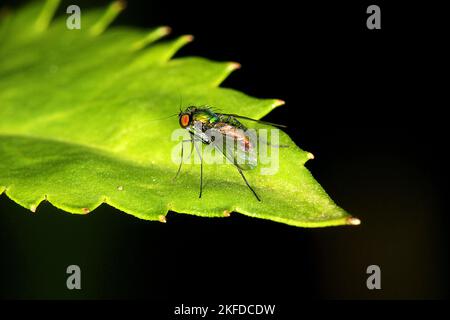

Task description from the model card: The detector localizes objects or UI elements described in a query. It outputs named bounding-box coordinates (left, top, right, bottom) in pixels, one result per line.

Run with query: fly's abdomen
left=224, top=129, right=257, bottom=170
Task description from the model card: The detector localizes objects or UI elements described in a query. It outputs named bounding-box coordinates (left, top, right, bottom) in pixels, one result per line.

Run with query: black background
left=0, top=0, right=447, bottom=304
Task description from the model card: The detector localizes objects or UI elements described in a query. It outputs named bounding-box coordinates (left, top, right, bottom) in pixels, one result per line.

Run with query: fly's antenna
left=178, top=91, right=183, bottom=113
left=148, top=113, right=179, bottom=121
left=110, top=112, right=178, bottom=138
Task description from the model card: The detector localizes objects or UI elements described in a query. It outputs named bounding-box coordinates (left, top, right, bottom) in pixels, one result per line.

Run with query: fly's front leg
left=191, top=132, right=204, bottom=198
left=174, top=138, right=195, bottom=181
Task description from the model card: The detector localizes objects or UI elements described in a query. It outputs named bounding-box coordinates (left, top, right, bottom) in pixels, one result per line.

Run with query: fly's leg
left=174, top=133, right=205, bottom=199
left=174, top=139, right=194, bottom=181
left=236, top=167, right=261, bottom=201
left=192, top=133, right=203, bottom=198
left=185, top=139, right=195, bottom=161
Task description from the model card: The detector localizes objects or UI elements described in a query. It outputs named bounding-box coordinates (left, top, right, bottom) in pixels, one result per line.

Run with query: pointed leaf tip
left=115, top=0, right=127, bottom=10
left=160, top=26, right=172, bottom=35
left=34, top=0, right=60, bottom=33
left=89, top=0, right=126, bottom=36
left=183, top=34, right=194, bottom=43
left=228, top=62, right=241, bottom=71
left=131, top=26, right=172, bottom=51
left=273, top=99, right=285, bottom=107
left=347, top=217, right=361, bottom=226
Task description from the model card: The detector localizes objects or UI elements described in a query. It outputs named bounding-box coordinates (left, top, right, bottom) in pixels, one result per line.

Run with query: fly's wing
left=218, top=113, right=286, bottom=128
left=217, top=113, right=288, bottom=148
left=205, top=123, right=257, bottom=170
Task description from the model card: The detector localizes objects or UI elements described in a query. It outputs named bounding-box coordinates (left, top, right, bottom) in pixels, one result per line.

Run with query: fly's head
left=178, top=106, right=197, bottom=130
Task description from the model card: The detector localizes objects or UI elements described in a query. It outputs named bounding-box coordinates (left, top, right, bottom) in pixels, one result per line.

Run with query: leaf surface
left=0, top=1, right=359, bottom=227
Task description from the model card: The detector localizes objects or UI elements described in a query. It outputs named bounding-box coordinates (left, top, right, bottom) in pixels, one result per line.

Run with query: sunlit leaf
left=0, top=1, right=359, bottom=227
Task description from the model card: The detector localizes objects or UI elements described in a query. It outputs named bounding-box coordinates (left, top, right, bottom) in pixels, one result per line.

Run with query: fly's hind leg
left=236, top=167, right=261, bottom=201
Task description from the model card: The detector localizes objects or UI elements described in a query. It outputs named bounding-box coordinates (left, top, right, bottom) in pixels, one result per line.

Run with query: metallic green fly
left=174, top=106, right=286, bottom=201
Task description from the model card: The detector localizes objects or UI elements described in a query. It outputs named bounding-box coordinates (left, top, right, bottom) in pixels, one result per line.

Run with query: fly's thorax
left=191, top=108, right=218, bottom=123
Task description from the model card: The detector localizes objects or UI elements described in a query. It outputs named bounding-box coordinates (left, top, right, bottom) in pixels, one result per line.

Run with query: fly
left=174, top=106, right=286, bottom=201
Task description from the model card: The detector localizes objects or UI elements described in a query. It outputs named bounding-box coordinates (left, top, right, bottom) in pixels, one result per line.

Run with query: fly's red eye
left=180, top=114, right=190, bottom=127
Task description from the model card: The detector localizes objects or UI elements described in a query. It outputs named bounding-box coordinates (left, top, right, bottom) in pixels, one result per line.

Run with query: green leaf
left=0, top=0, right=359, bottom=228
